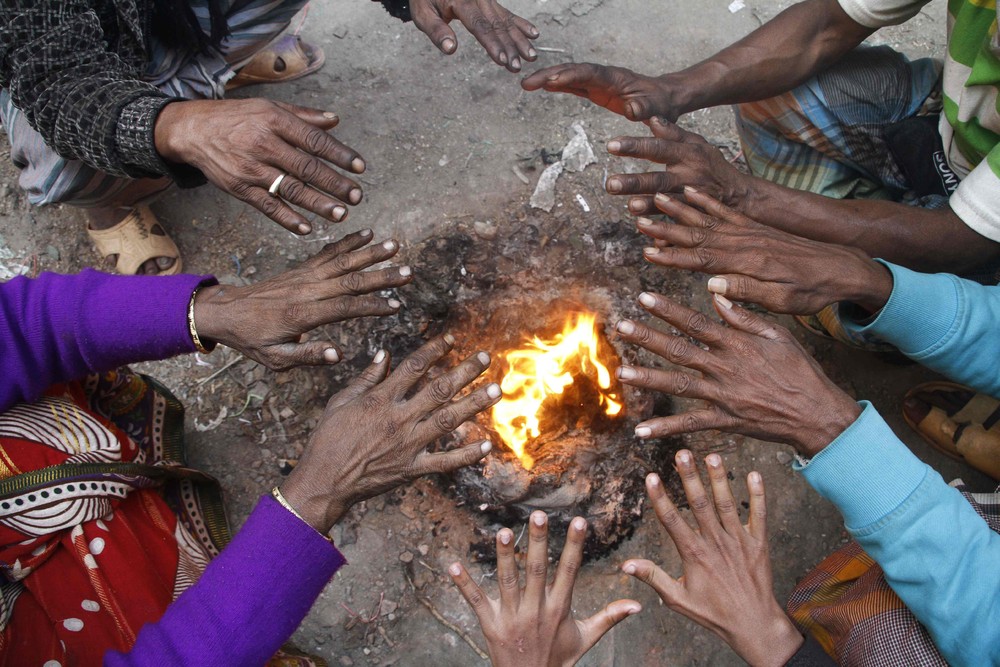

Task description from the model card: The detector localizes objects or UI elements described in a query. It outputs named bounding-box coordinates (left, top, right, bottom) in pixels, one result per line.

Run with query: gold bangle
left=271, top=486, right=334, bottom=544
left=187, top=287, right=214, bottom=355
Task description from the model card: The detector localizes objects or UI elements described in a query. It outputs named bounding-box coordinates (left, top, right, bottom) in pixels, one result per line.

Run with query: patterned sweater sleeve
left=372, top=0, right=413, bottom=22
left=0, top=0, right=180, bottom=178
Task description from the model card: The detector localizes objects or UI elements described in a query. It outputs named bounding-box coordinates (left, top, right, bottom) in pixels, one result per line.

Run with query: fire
left=490, top=311, right=623, bottom=470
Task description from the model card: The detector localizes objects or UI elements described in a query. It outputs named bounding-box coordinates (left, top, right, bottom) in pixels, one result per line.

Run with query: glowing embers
left=490, top=309, right=624, bottom=470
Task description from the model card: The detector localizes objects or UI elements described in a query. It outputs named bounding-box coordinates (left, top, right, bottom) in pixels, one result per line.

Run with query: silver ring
left=268, top=173, right=287, bottom=197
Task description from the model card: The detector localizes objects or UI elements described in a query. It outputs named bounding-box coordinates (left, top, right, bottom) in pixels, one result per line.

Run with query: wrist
left=192, top=284, right=234, bottom=345
left=654, top=72, right=691, bottom=120
left=843, top=258, right=893, bottom=315
left=794, top=395, right=861, bottom=458
left=731, top=610, right=804, bottom=667
left=279, top=470, right=349, bottom=534
left=153, top=101, right=190, bottom=164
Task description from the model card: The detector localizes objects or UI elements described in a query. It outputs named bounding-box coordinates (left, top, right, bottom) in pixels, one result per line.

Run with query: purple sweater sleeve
left=105, top=495, right=346, bottom=666
left=0, top=269, right=214, bottom=412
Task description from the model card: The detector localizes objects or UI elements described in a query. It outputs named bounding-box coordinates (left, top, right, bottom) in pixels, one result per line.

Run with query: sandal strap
left=87, top=206, right=182, bottom=275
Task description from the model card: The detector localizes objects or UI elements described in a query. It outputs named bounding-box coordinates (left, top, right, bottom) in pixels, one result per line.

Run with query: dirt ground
left=0, top=1, right=988, bottom=665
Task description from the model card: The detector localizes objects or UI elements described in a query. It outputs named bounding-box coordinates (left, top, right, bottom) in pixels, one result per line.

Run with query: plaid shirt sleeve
left=0, top=0, right=180, bottom=178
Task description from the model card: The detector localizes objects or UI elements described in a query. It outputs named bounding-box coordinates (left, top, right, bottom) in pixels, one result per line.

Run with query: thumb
left=258, top=340, right=342, bottom=371
left=625, top=98, right=657, bottom=123
left=708, top=274, right=786, bottom=312
left=272, top=101, right=340, bottom=129
left=413, top=5, right=458, bottom=55
left=712, top=294, right=785, bottom=340
left=647, top=116, right=689, bottom=141
left=579, top=599, right=642, bottom=648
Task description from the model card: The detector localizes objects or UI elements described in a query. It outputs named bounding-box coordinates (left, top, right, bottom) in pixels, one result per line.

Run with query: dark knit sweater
left=0, top=0, right=411, bottom=183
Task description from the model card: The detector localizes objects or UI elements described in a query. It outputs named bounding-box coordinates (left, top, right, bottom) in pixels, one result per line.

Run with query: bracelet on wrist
left=272, top=486, right=334, bottom=544
left=187, top=287, right=216, bottom=355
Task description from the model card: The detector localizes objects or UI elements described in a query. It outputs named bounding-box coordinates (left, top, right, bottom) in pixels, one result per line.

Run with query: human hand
left=521, top=63, right=681, bottom=122
left=279, top=334, right=502, bottom=533
left=605, top=117, right=752, bottom=211
left=623, top=453, right=804, bottom=667
left=410, top=0, right=539, bottom=72
left=615, top=292, right=861, bottom=457
left=638, top=189, right=894, bottom=315
left=450, top=511, right=641, bottom=667
left=154, top=99, right=365, bottom=235
left=193, top=229, right=410, bottom=371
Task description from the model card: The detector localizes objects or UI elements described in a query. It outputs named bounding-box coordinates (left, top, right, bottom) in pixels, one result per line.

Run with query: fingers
left=616, top=365, right=718, bottom=402
left=521, top=63, right=593, bottom=92
left=677, top=188, right=761, bottom=229
left=449, top=562, right=494, bottom=624
left=643, top=472, right=700, bottom=560
left=550, top=516, right=586, bottom=605
left=648, top=116, right=701, bottom=143
left=633, top=291, right=727, bottom=348
left=494, top=526, right=520, bottom=611
left=707, top=274, right=786, bottom=312
left=607, top=137, right=686, bottom=165
left=622, top=557, right=681, bottom=601
left=274, top=113, right=366, bottom=174
left=325, top=350, right=392, bottom=409
left=606, top=171, right=678, bottom=196
left=523, top=511, right=549, bottom=604
left=265, top=136, right=364, bottom=208
left=412, top=3, right=459, bottom=54
left=711, top=294, right=786, bottom=341
left=301, top=228, right=375, bottom=269
left=578, top=598, right=642, bottom=651
left=261, top=339, right=342, bottom=371
left=452, top=3, right=537, bottom=72
left=269, top=169, right=348, bottom=223
left=633, top=408, right=730, bottom=440
left=627, top=196, right=656, bottom=216
left=411, top=381, right=502, bottom=444
left=237, top=184, right=313, bottom=235
left=410, top=350, right=492, bottom=414
left=674, top=450, right=723, bottom=539
left=746, top=471, right=767, bottom=541
left=386, top=334, right=456, bottom=398
left=412, top=439, right=493, bottom=475
left=651, top=192, right=734, bottom=232
left=272, top=101, right=340, bottom=130
left=705, top=453, right=743, bottom=537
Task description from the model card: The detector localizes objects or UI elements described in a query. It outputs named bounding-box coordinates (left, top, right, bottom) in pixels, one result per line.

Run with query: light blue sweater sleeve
left=796, top=402, right=1000, bottom=667
left=841, top=261, right=1000, bottom=395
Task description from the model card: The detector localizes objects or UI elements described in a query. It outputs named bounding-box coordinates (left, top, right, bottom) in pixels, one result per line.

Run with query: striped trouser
left=0, top=0, right=309, bottom=209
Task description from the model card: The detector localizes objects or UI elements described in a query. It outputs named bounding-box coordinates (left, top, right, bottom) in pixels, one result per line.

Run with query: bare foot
left=86, top=207, right=176, bottom=275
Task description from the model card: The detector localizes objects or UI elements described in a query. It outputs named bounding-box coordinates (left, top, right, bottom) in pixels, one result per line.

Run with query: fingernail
left=607, top=140, right=622, bottom=153
left=530, top=27, right=539, bottom=37
left=635, top=426, right=652, bottom=438
left=636, top=217, right=653, bottom=227
left=647, top=472, right=661, bottom=487
left=638, top=292, right=656, bottom=307
left=349, top=188, right=362, bottom=204
left=714, top=294, right=733, bottom=310
left=572, top=517, right=586, bottom=531
left=360, top=228, right=373, bottom=237
left=627, top=603, right=642, bottom=615
left=532, top=512, right=546, bottom=526
left=481, top=440, right=493, bottom=454
left=617, top=366, right=637, bottom=380
left=449, top=563, right=461, bottom=576
left=444, top=333, right=456, bottom=345
left=487, top=383, right=502, bottom=400
left=623, top=563, right=636, bottom=575
left=750, top=471, right=762, bottom=484
left=547, top=73, right=559, bottom=81
left=399, top=265, right=412, bottom=277
left=616, top=320, right=635, bottom=335
left=323, top=111, right=338, bottom=120
left=332, top=206, right=347, bottom=221
left=477, top=351, right=490, bottom=365
left=323, top=348, right=340, bottom=363
left=678, top=450, right=691, bottom=464
left=382, top=240, right=397, bottom=251
left=706, top=453, right=721, bottom=467
left=388, top=298, right=401, bottom=309
left=511, top=57, right=521, bottom=70
left=655, top=192, right=671, bottom=204
left=298, top=223, right=311, bottom=234
left=499, top=52, right=508, bottom=64
left=499, top=529, right=511, bottom=545
left=373, top=349, right=386, bottom=364
left=684, top=185, right=698, bottom=194
left=606, top=178, right=623, bottom=193
left=707, top=277, right=727, bottom=294
left=442, top=38, right=456, bottom=53
left=643, top=247, right=660, bottom=256
left=351, top=157, right=366, bottom=172
left=528, top=48, right=537, bottom=58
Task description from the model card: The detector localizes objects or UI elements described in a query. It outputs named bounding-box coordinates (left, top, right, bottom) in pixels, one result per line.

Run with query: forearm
left=106, top=495, right=346, bottom=666
left=664, top=0, right=872, bottom=115
left=0, top=271, right=211, bottom=412
left=741, top=177, right=1000, bottom=273
left=798, top=404, right=1000, bottom=666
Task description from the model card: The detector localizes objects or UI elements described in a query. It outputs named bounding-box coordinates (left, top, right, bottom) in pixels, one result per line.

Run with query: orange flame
left=490, top=311, right=623, bottom=470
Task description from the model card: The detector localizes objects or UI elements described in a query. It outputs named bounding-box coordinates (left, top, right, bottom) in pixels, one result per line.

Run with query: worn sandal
left=902, top=381, right=1000, bottom=479
left=226, top=34, right=326, bottom=91
left=87, top=206, right=183, bottom=276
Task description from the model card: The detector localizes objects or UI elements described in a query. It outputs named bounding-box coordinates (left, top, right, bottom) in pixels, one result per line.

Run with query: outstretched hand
left=615, top=291, right=861, bottom=457
left=623, top=452, right=805, bottom=666
left=638, top=189, right=894, bottom=315
left=410, top=0, right=539, bottom=72
left=451, top=511, right=640, bottom=666
left=280, top=334, right=502, bottom=533
left=521, top=63, right=680, bottom=122
left=604, top=117, right=751, bottom=211
left=193, top=229, right=410, bottom=371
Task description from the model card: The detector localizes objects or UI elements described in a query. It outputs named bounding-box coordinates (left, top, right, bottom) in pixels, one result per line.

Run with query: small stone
left=332, top=25, right=349, bottom=38
left=381, top=599, right=399, bottom=615
left=417, top=543, right=430, bottom=556
left=776, top=451, right=793, bottom=465
left=399, top=551, right=414, bottom=564
left=338, top=657, right=354, bottom=666
left=473, top=220, right=498, bottom=240
left=279, top=407, right=295, bottom=420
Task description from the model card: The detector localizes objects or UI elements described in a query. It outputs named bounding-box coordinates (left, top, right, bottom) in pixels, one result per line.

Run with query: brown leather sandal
left=87, top=206, right=183, bottom=276
left=226, top=34, right=326, bottom=91
left=902, top=381, right=1000, bottom=480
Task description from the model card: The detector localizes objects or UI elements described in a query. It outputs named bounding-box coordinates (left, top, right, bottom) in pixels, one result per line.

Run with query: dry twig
left=404, top=571, right=488, bottom=661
